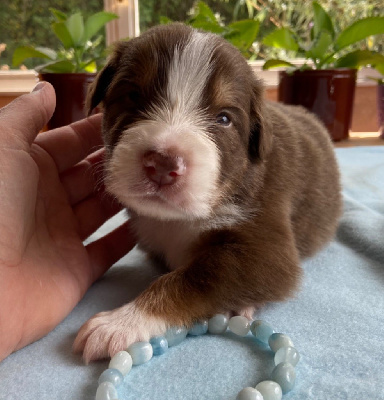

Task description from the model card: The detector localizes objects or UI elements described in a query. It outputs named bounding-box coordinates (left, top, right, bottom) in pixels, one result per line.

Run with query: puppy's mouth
left=105, top=155, right=208, bottom=220
left=110, top=179, right=205, bottom=221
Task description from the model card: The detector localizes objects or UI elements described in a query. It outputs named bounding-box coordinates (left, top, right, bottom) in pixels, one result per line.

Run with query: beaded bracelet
left=94, top=315, right=300, bottom=400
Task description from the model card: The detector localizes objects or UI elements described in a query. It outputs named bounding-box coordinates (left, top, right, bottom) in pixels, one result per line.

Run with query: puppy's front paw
left=73, top=302, right=168, bottom=363
left=237, top=306, right=257, bottom=320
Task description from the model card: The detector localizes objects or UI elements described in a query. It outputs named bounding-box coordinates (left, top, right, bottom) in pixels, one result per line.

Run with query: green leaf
left=262, top=59, right=296, bottom=70
left=194, top=1, right=217, bottom=23
left=80, top=60, right=98, bottom=73
left=35, top=47, right=58, bottom=60
left=189, top=19, right=225, bottom=34
left=65, top=13, right=84, bottom=46
left=12, top=46, right=56, bottom=67
left=83, top=12, right=118, bottom=42
left=306, top=31, right=333, bottom=63
left=374, top=63, right=384, bottom=76
left=160, top=16, right=173, bottom=25
left=312, top=1, right=334, bottom=39
left=335, top=17, right=384, bottom=51
left=262, top=27, right=299, bottom=52
left=49, top=8, right=67, bottom=22
left=52, top=22, right=74, bottom=49
left=37, top=60, right=76, bottom=73
left=188, top=2, right=224, bottom=33
left=225, top=20, right=260, bottom=51
left=335, top=50, right=384, bottom=69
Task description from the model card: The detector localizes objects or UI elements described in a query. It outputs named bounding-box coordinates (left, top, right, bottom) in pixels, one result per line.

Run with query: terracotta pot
left=278, top=69, right=357, bottom=141
left=378, top=83, right=384, bottom=139
left=39, top=72, right=96, bottom=130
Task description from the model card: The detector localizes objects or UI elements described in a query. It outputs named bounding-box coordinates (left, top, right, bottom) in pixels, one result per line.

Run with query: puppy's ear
left=85, top=48, right=120, bottom=116
left=249, top=79, right=272, bottom=162
left=86, top=64, right=116, bottom=116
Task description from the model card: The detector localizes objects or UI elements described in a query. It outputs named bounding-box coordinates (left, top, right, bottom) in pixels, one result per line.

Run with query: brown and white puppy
left=74, top=23, right=342, bottom=362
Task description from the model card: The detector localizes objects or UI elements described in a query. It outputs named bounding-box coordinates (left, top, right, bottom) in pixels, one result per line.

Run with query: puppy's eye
left=216, top=112, right=231, bottom=126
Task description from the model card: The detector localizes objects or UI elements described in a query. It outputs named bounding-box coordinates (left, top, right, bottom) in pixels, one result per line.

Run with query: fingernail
left=32, top=82, right=46, bottom=92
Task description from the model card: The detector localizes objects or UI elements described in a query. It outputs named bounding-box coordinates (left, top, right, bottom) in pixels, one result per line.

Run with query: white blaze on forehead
left=147, top=30, right=217, bottom=125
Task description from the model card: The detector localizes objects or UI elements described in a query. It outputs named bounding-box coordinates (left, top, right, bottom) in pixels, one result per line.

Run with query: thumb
left=0, top=81, right=56, bottom=151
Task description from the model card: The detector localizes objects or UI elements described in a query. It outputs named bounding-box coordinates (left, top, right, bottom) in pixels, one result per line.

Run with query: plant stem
left=74, top=48, right=82, bottom=72
left=317, top=51, right=336, bottom=69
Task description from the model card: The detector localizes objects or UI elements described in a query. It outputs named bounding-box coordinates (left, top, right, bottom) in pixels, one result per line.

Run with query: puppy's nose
left=142, top=151, right=186, bottom=186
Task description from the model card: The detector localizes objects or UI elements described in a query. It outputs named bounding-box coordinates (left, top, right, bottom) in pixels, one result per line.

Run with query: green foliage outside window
left=261, top=1, right=384, bottom=71
left=12, top=8, right=118, bottom=73
left=0, top=0, right=104, bottom=69
left=1, top=0, right=383, bottom=68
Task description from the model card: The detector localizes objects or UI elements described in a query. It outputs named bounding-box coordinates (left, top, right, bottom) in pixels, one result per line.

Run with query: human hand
left=0, top=82, right=135, bottom=361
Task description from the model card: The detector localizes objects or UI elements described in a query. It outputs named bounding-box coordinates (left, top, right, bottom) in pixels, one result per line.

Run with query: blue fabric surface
left=1, top=146, right=383, bottom=400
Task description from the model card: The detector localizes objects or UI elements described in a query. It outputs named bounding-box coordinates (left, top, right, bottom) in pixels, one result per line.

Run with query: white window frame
left=103, top=0, right=140, bottom=44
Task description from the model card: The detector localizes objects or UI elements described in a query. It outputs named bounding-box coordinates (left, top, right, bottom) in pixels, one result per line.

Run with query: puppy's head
left=87, top=23, right=272, bottom=221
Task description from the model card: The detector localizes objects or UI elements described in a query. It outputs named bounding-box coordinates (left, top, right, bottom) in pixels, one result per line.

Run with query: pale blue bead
left=274, top=346, right=300, bottom=367
left=255, top=381, right=282, bottom=400
left=250, top=320, right=275, bottom=344
left=236, top=387, right=264, bottom=400
left=188, top=320, right=208, bottom=335
left=150, top=336, right=168, bottom=356
left=268, top=333, right=294, bottom=353
left=271, top=362, right=296, bottom=394
left=208, top=314, right=228, bottom=334
left=109, top=351, right=132, bottom=376
left=165, top=327, right=188, bottom=347
left=127, top=342, right=153, bottom=365
left=95, top=381, right=118, bottom=400
left=228, top=316, right=250, bottom=336
left=98, top=368, right=124, bottom=388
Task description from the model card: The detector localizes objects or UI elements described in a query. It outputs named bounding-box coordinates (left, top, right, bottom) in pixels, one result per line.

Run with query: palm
left=0, top=85, right=135, bottom=361
left=21, top=146, right=93, bottom=318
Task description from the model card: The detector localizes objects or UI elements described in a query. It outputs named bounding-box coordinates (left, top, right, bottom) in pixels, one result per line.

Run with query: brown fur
left=134, top=101, right=342, bottom=326
left=78, top=23, right=341, bottom=360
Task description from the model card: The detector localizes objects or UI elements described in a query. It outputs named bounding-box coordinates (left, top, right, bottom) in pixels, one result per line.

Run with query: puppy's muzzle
left=142, top=151, right=186, bottom=186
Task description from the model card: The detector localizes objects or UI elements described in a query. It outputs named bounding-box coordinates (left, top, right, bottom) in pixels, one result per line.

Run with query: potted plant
left=262, top=1, right=384, bottom=141
left=12, top=8, right=118, bottom=129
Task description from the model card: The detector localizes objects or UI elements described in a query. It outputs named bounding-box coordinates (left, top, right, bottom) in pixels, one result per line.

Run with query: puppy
left=74, top=23, right=342, bottom=362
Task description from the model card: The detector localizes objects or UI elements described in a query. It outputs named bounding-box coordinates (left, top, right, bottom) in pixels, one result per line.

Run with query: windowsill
left=0, top=62, right=381, bottom=95
left=0, top=70, right=37, bottom=95
left=334, top=132, right=384, bottom=147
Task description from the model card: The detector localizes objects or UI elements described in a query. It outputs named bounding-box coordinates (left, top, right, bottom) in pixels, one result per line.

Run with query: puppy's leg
left=74, top=218, right=301, bottom=362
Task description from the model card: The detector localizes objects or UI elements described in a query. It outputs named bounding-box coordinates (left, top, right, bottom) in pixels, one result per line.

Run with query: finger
left=86, top=220, right=136, bottom=284
left=0, top=82, right=56, bottom=151
left=34, top=113, right=103, bottom=173
left=60, top=148, right=105, bottom=206
left=74, top=192, right=123, bottom=241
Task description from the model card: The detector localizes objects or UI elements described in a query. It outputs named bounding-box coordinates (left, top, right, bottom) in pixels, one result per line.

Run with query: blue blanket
left=1, top=146, right=383, bottom=400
